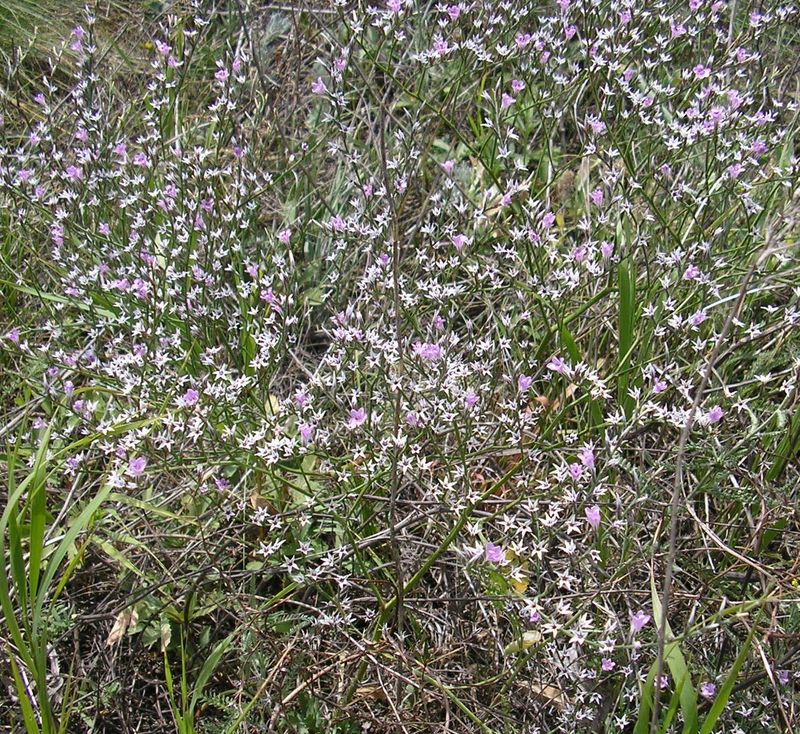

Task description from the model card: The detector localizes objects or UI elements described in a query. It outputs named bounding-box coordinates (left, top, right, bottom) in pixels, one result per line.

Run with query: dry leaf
left=529, top=683, right=570, bottom=710
left=354, top=685, right=387, bottom=701
left=160, top=621, right=172, bottom=652
left=511, top=575, right=529, bottom=594
left=106, top=607, right=138, bottom=647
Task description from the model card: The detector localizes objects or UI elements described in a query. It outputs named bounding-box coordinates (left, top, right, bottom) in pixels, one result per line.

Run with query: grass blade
left=699, top=624, right=756, bottom=734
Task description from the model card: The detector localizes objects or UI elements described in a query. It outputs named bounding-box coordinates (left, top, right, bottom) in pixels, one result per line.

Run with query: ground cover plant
left=1, top=0, right=800, bottom=732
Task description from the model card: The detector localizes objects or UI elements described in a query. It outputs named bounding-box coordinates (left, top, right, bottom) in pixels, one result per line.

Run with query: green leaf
left=503, top=630, right=542, bottom=655
left=27, top=423, right=52, bottom=604
left=189, top=634, right=233, bottom=715
left=8, top=655, right=41, bottom=734
left=633, top=660, right=657, bottom=734
left=699, top=624, right=756, bottom=734
left=651, top=575, right=698, bottom=732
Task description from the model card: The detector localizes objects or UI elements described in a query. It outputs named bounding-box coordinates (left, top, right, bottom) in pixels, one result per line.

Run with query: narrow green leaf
left=634, top=660, right=658, bottom=734
left=651, top=574, right=698, bottom=732
left=189, top=634, right=233, bottom=715
left=27, top=425, right=53, bottom=603
left=33, top=482, right=114, bottom=627
left=699, top=624, right=756, bottom=734
left=8, top=654, right=41, bottom=734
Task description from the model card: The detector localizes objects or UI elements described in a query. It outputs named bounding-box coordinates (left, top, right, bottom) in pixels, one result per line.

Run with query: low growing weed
left=1, top=0, right=799, bottom=732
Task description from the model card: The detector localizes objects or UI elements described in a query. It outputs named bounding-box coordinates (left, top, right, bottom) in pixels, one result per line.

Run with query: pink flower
left=578, top=446, right=595, bottom=469
left=653, top=380, right=668, bottom=394
left=572, top=246, right=587, bottom=263
left=587, top=116, right=606, bottom=135
left=705, top=405, right=724, bottom=424
left=127, top=456, right=147, bottom=477
left=728, top=162, right=745, bottom=179
left=441, top=160, right=455, bottom=175
left=517, top=374, right=533, bottom=392
left=631, top=610, right=651, bottom=633
left=590, top=188, right=604, bottom=206
left=547, top=356, right=568, bottom=375
left=298, top=423, right=314, bottom=444
left=5, top=328, right=19, bottom=344
left=693, top=64, right=711, bottom=79
left=569, top=463, right=583, bottom=481
left=311, top=77, right=327, bottom=94
left=447, top=5, right=460, bottom=19
left=541, top=211, right=556, bottom=229
left=700, top=682, right=716, bottom=699
left=387, top=0, right=402, bottom=12
left=501, top=93, right=516, bottom=110
left=485, top=542, right=504, bottom=563
left=565, top=25, right=577, bottom=40
left=683, top=264, right=700, bottom=280
left=414, top=341, right=443, bottom=362
left=65, top=165, right=83, bottom=181
left=688, top=309, right=707, bottom=328
left=278, top=228, right=291, bottom=244
left=183, top=388, right=200, bottom=406
left=214, top=67, right=229, bottom=83
left=511, top=79, right=525, bottom=93
left=515, top=33, right=532, bottom=48
left=585, top=505, right=601, bottom=530
left=347, top=408, right=367, bottom=429
left=601, top=658, right=616, bottom=671
left=452, top=233, right=469, bottom=250
left=728, top=89, right=743, bottom=110
left=465, top=391, right=479, bottom=408
left=433, top=38, right=449, bottom=57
